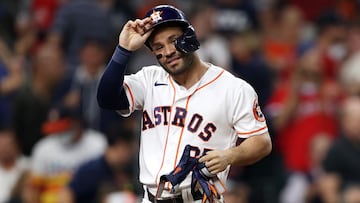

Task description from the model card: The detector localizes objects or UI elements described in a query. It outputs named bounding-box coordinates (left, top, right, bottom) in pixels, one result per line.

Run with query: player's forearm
left=227, top=132, right=272, bottom=166
left=97, top=45, right=131, bottom=110
left=199, top=132, right=272, bottom=174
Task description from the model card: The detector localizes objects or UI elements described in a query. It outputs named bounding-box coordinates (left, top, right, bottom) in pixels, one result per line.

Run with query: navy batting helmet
left=144, top=5, right=200, bottom=54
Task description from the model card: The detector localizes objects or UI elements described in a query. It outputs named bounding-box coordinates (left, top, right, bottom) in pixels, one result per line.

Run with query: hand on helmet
left=119, top=18, right=154, bottom=51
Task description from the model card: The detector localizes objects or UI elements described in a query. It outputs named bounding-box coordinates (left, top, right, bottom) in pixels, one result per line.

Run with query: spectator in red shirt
left=265, top=47, right=339, bottom=203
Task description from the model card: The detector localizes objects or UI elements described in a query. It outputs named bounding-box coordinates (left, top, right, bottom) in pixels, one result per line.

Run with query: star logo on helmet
left=150, top=10, right=163, bottom=23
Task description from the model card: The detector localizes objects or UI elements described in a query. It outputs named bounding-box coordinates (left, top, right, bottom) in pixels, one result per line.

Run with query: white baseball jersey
left=31, top=129, right=107, bottom=176
left=30, top=129, right=107, bottom=203
left=120, top=64, right=268, bottom=196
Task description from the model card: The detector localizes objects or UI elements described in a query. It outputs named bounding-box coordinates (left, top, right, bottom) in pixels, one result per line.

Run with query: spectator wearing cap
left=27, top=105, right=107, bottom=203
left=60, top=124, right=140, bottom=203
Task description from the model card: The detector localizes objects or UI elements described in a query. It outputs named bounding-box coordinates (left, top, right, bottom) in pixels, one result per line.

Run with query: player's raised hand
left=119, top=18, right=154, bottom=51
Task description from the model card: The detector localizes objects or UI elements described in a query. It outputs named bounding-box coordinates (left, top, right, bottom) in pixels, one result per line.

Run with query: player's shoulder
left=134, top=65, right=168, bottom=79
left=141, top=65, right=167, bottom=74
left=212, top=64, right=253, bottom=89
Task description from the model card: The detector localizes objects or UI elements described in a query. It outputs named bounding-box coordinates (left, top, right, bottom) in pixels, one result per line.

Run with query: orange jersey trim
left=124, top=82, right=135, bottom=112
left=237, top=126, right=268, bottom=135
left=195, top=69, right=225, bottom=92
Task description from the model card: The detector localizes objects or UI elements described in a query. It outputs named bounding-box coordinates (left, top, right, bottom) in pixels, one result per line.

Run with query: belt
left=147, top=189, right=203, bottom=203
left=148, top=191, right=183, bottom=203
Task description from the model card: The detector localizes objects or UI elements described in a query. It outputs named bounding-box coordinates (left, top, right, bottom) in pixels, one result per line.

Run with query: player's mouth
left=166, top=56, right=181, bottom=66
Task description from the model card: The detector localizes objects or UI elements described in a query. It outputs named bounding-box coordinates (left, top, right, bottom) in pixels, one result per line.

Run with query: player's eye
left=170, top=36, right=179, bottom=44
left=153, top=45, right=163, bottom=51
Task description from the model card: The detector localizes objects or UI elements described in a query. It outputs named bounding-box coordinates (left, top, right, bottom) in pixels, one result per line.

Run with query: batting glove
left=191, top=162, right=224, bottom=203
left=156, top=144, right=198, bottom=197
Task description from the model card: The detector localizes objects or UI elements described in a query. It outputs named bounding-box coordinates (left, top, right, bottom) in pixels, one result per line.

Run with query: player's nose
left=164, top=43, right=176, bottom=57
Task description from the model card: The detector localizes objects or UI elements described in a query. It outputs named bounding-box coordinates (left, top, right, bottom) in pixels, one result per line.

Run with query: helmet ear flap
left=174, top=26, right=200, bottom=54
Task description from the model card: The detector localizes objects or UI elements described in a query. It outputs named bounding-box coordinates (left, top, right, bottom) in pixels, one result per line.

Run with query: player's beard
left=158, top=52, right=195, bottom=76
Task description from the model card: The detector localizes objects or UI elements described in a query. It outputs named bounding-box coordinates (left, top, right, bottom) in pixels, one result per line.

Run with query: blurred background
left=1, top=0, right=360, bottom=203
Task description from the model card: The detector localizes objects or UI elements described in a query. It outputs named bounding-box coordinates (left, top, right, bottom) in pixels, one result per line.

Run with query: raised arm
left=97, top=18, right=154, bottom=110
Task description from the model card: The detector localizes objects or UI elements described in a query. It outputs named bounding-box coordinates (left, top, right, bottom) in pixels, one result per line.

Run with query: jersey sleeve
left=117, top=67, right=149, bottom=117
left=231, top=80, right=268, bottom=138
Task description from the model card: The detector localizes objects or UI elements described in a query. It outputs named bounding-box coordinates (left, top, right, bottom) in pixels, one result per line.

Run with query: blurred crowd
left=1, top=0, right=360, bottom=203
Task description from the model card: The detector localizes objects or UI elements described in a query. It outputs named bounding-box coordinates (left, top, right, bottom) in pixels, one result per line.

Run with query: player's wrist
left=224, top=149, right=235, bottom=166
left=116, top=45, right=132, bottom=54
left=112, top=45, right=132, bottom=64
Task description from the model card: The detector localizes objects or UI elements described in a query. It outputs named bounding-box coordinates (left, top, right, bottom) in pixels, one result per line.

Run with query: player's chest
left=147, top=85, right=226, bottom=117
left=142, top=87, right=229, bottom=133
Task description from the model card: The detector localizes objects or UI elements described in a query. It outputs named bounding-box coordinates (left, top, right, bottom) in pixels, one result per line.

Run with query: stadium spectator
left=31, top=0, right=60, bottom=41
left=229, top=30, right=274, bottom=107
left=262, top=4, right=306, bottom=82
left=306, top=10, right=347, bottom=82
left=0, top=127, right=29, bottom=203
left=0, top=1, right=24, bottom=47
left=339, top=20, right=360, bottom=97
left=0, top=1, right=358, bottom=203
left=304, top=133, right=333, bottom=203
left=61, top=124, right=140, bottom=203
left=0, top=38, right=25, bottom=128
left=227, top=29, right=287, bottom=203
left=189, top=3, right=231, bottom=70
left=5, top=170, right=33, bottom=203
left=27, top=104, right=107, bottom=203
left=12, top=44, right=66, bottom=156
left=66, top=39, right=126, bottom=133
left=266, top=47, right=339, bottom=203
left=318, top=96, right=360, bottom=203
left=211, top=0, right=259, bottom=34
left=97, top=0, right=136, bottom=42
left=48, top=0, right=114, bottom=72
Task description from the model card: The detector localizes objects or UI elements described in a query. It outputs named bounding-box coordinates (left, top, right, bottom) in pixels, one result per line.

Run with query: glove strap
left=155, top=180, right=165, bottom=199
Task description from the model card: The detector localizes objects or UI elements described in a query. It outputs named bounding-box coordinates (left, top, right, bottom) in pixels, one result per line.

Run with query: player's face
left=149, top=26, right=194, bottom=76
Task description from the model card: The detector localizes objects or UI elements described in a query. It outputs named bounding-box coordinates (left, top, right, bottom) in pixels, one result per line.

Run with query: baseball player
left=97, top=4, right=272, bottom=203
